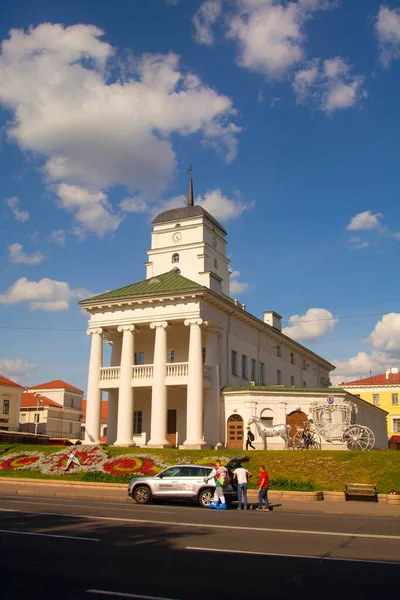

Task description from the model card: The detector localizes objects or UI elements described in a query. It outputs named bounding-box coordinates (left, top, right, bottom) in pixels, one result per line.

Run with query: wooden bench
left=344, top=483, right=378, bottom=502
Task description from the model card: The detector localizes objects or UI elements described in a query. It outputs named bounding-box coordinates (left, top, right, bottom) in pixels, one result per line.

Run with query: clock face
left=212, top=237, right=217, bottom=248
left=172, top=232, right=182, bottom=243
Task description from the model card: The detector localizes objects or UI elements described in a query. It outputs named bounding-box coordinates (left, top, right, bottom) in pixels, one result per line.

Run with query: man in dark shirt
left=256, top=465, right=270, bottom=511
left=246, top=427, right=256, bottom=450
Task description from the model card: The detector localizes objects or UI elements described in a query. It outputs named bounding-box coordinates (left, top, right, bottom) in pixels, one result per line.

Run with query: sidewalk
left=0, top=478, right=399, bottom=516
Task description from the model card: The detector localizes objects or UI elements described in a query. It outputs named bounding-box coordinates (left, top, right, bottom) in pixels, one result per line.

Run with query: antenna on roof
left=186, top=163, right=194, bottom=207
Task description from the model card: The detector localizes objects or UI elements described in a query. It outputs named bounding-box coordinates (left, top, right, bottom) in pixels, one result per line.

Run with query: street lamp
left=34, top=393, right=43, bottom=436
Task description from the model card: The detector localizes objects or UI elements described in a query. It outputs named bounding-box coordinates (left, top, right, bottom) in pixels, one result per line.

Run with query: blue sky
left=0, top=0, right=399, bottom=392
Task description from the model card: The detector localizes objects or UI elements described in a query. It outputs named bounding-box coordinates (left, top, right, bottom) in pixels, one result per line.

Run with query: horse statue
left=248, top=416, right=291, bottom=450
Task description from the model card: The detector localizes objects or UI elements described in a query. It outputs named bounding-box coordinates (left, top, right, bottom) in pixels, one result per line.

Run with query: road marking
left=86, top=590, right=179, bottom=599
left=0, top=498, right=174, bottom=514
left=0, top=529, right=100, bottom=541
left=185, top=546, right=400, bottom=565
left=0, top=508, right=399, bottom=540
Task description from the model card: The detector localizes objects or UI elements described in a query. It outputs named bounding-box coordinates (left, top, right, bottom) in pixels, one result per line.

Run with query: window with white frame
left=231, top=350, right=238, bottom=376
left=167, top=350, right=175, bottom=363
left=242, top=355, right=248, bottom=379
left=260, top=362, right=265, bottom=385
left=20, top=413, right=26, bottom=424
left=133, top=410, right=143, bottom=434
left=34, top=413, right=40, bottom=424
left=2, top=399, right=10, bottom=415
left=393, top=418, right=400, bottom=433
left=277, top=370, right=282, bottom=385
left=291, top=375, right=295, bottom=387
left=392, top=393, right=399, bottom=405
left=373, top=394, right=380, bottom=406
left=172, top=253, right=179, bottom=263
left=135, top=352, right=145, bottom=365
left=276, top=345, right=282, bottom=358
left=251, top=359, right=256, bottom=382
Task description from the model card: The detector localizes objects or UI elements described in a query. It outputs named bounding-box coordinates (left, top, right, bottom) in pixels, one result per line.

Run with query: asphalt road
left=0, top=494, right=399, bottom=600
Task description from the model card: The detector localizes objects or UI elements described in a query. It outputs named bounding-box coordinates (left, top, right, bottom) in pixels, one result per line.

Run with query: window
left=167, top=350, right=175, bottom=363
left=69, top=422, right=73, bottom=434
left=291, top=376, right=295, bottom=387
left=231, top=350, right=238, bottom=376
left=20, top=414, right=26, bottom=424
left=260, top=362, right=265, bottom=385
left=242, top=355, right=248, bottom=379
left=71, top=398, right=74, bottom=408
left=277, top=370, right=282, bottom=385
left=276, top=345, right=282, bottom=358
left=135, top=352, right=145, bottom=365
left=202, top=347, right=206, bottom=365
left=290, top=353, right=295, bottom=365
left=251, top=358, right=256, bottom=382
left=373, top=394, right=380, bottom=406
left=392, top=393, right=399, bottom=405
left=133, top=411, right=143, bottom=434
left=393, top=419, right=400, bottom=433
left=172, top=253, right=179, bottom=263
left=303, top=359, right=307, bottom=370
left=303, top=381, right=307, bottom=387
left=2, top=399, right=10, bottom=415
left=214, top=258, right=218, bottom=268
left=34, top=413, right=40, bottom=424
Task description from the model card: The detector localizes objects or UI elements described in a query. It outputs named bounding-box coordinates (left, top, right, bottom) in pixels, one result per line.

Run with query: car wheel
left=133, top=485, right=152, bottom=504
left=198, top=488, right=214, bottom=508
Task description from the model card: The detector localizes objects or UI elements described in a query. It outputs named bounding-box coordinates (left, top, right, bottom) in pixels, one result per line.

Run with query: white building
left=0, top=374, right=23, bottom=432
left=80, top=177, right=355, bottom=449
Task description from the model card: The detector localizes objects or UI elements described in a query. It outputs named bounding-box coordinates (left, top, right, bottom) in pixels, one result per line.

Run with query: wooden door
left=227, top=414, right=244, bottom=449
left=167, top=409, right=177, bottom=447
left=286, top=410, right=308, bottom=439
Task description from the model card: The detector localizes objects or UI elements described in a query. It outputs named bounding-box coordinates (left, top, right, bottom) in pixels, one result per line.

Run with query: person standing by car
left=205, top=459, right=228, bottom=510
left=246, top=427, right=256, bottom=450
left=256, top=465, right=270, bottom=511
left=233, top=465, right=252, bottom=510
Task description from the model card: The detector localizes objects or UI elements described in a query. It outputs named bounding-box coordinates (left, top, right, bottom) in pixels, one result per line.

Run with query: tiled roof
left=82, top=399, right=108, bottom=421
left=340, top=372, right=400, bottom=386
left=29, top=379, right=83, bottom=393
left=21, top=392, right=63, bottom=408
left=390, top=435, right=400, bottom=442
left=0, top=374, right=23, bottom=389
left=79, top=270, right=203, bottom=304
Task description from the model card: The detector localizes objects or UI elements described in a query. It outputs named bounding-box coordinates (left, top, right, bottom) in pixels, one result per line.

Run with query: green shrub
left=81, top=471, right=133, bottom=484
left=269, top=477, right=315, bottom=491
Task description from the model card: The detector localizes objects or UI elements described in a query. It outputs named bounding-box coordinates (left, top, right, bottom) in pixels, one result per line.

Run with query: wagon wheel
left=309, top=433, right=322, bottom=450
left=292, top=431, right=304, bottom=450
left=343, top=425, right=375, bottom=451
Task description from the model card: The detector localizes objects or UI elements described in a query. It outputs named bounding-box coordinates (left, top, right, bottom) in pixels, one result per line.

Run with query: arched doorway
left=286, top=410, right=308, bottom=439
left=227, top=414, right=244, bottom=449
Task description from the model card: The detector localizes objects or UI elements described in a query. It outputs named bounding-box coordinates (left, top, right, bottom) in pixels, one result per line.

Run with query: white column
left=148, top=321, right=169, bottom=447
left=85, top=328, right=103, bottom=444
left=183, top=318, right=207, bottom=448
left=114, top=325, right=135, bottom=446
left=204, top=328, right=220, bottom=448
left=106, top=390, right=118, bottom=445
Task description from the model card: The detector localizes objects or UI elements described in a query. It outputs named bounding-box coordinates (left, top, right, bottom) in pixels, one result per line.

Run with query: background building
left=0, top=375, right=23, bottom=432
left=339, top=367, right=400, bottom=439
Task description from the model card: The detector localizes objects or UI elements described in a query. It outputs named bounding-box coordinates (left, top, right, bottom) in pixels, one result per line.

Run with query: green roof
left=223, top=386, right=343, bottom=393
left=79, top=270, right=203, bottom=304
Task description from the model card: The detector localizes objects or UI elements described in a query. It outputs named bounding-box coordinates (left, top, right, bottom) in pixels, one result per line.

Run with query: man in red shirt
left=256, top=465, right=270, bottom=511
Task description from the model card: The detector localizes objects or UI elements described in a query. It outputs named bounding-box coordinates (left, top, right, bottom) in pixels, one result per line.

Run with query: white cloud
left=293, top=57, right=367, bottom=113
left=193, top=0, right=223, bottom=45
left=49, top=229, right=66, bottom=245
left=0, top=358, right=37, bottom=382
left=0, top=277, right=89, bottom=311
left=330, top=313, right=400, bottom=386
left=8, top=243, right=46, bottom=265
left=348, top=236, right=369, bottom=250
left=375, top=5, right=400, bottom=67
left=393, top=232, right=400, bottom=240
left=226, top=0, right=335, bottom=78
left=119, top=196, right=149, bottom=214
left=56, top=183, right=122, bottom=237
left=5, top=196, right=29, bottom=222
left=230, top=270, right=250, bottom=294
left=282, top=308, right=337, bottom=342
left=198, top=188, right=254, bottom=220
left=0, top=23, right=240, bottom=235
left=346, top=210, right=383, bottom=231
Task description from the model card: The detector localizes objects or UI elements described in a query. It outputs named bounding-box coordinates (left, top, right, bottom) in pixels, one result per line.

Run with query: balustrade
left=100, top=367, right=120, bottom=381
left=133, top=364, right=154, bottom=379
left=166, top=362, right=189, bottom=377
left=100, top=362, right=211, bottom=383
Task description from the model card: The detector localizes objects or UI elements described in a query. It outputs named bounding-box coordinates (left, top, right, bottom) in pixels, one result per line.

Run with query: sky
left=0, top=0, right=399, bottom=393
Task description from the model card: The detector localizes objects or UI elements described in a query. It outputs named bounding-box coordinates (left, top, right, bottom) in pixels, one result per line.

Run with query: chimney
left=386, top=368, right=390, bottom=379
left=263, top=311, right=282, bottom=332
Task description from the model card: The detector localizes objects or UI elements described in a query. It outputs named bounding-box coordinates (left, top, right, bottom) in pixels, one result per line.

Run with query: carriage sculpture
left=248, top=395, right=375, bottom=451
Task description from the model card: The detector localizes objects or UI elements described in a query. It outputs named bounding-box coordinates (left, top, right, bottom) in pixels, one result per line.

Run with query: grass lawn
left=0, top=445, right=399, bottom=493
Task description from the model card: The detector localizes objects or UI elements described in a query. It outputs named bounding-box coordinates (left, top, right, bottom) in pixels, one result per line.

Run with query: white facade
left=80, top=195, right=339, bottom=449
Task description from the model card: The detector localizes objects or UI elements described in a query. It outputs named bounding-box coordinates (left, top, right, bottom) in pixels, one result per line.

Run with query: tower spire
left=186, top=163, right=194, bottom=206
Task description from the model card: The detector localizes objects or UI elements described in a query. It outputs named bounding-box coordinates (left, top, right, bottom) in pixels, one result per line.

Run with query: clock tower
left=146, top=172, right=231, bottom=295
